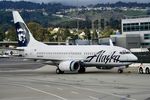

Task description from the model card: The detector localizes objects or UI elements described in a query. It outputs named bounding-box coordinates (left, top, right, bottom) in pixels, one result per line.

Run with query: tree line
left=91, top=1, right=150, bottom=8
left=0, top=1, right=150, bottom=10
left=0, top=1, right=148, bottom=42
left=1, top=21, right=115, bottom=42
left=0, top=1, right=74, bottom=12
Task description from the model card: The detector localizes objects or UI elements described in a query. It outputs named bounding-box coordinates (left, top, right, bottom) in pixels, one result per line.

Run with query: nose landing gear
left=118, top=68, right=123, bottom=73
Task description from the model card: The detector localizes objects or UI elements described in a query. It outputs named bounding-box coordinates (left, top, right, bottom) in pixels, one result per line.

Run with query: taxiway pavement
left=0, top=58, right=150, bottom=100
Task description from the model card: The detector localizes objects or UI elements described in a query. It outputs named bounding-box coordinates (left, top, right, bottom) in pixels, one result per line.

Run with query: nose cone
left=130, top=54, right=138, bottom=62
left=119, top=54, right=138, bottom=62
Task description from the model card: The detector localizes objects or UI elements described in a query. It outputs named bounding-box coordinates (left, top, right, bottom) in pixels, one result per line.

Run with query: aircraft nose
left=129, top=54, right=138, bottom=62
left=119, top=54, right=138, bottom=62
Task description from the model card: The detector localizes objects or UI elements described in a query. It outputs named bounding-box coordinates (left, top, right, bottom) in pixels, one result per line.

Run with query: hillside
left=0, top=1, right=150, bottom=42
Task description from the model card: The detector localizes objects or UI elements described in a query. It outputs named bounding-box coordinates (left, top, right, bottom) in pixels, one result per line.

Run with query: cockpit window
left=120, top=50, right=131, bottom=54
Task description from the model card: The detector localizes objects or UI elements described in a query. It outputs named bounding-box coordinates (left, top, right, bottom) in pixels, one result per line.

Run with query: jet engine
left=59, top=60, right=80, bottom=72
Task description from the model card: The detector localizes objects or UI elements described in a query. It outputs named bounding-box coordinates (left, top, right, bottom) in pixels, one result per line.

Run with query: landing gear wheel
left=56, top=68, right=64, bottom=74
left=118, top=69, right=123, bottom=73
left=78, top=67, right=86, bottom=73
left=139, top=67, right=143, bottom=74
left=145, top=68, right=150, bottom=74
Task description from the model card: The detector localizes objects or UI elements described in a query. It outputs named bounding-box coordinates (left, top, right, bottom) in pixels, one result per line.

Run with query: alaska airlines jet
left=13, top=11, right=137, bottom=74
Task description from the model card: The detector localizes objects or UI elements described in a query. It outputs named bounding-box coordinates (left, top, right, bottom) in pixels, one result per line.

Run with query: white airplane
left=13, top=11, right=137, bottom=74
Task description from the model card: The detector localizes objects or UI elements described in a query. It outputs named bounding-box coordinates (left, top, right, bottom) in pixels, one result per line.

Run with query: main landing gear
left=55, top=67, right=86, bottom=74
left=56, top=68, right=64, bottom=74
left=78, top=67, right=86, bottom=73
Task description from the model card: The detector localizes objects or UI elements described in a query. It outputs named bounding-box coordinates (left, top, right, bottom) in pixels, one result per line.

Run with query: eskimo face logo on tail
left=86, top=50, right=120, bottom=64
left=15, top=22, right=30, bottom=47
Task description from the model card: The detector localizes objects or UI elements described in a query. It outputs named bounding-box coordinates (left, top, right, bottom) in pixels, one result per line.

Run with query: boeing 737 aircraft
left=12, top=11, right=137, bottom=74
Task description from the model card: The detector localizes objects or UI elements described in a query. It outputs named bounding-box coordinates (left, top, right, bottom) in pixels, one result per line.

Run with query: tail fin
left=12, top=11, right=35, bottom=47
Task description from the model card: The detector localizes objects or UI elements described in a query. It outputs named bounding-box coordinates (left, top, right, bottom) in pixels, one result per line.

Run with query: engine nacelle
left=59, top=61, right=80, bottom=71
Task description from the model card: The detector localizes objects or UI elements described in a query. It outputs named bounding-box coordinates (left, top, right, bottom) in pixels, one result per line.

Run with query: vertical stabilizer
left=12, top=11, right=36, bottom=47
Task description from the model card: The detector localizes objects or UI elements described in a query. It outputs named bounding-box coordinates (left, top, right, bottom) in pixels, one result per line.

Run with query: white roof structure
left=130, top=48, right=149, bottom=52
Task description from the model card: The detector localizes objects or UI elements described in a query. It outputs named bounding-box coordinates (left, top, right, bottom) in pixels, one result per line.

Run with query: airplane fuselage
left=20, top=45, right=134, bottom=67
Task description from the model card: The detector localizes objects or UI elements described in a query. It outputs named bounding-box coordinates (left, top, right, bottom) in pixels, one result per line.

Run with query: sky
left=3, top=0, right=150, bottom=6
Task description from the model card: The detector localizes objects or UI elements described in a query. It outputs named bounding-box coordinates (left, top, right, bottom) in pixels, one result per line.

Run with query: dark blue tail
left=15, top=22, right=30, bottom=47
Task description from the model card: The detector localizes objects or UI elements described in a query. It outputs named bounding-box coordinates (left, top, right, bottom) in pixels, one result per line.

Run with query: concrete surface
left=0, top=58, right=150, bottom=100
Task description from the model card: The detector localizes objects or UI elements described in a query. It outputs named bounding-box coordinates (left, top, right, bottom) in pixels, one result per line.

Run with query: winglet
left=109, top=39, right=114, bottom=46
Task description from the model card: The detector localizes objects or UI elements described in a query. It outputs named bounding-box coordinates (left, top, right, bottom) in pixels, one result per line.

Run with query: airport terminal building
left=68, top=16, right=150, bottom=49
left=102, top=16, right=150, bottom=49
left=122, top=16, right=150, bottom=48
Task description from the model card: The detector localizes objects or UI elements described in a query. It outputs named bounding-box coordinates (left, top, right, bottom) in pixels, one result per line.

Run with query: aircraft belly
left=84, top=62, right=130, bottom=67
